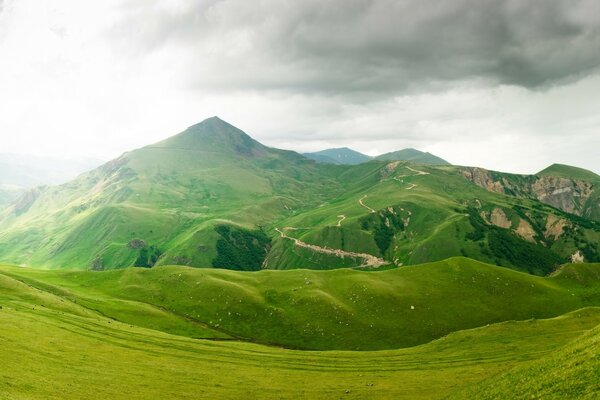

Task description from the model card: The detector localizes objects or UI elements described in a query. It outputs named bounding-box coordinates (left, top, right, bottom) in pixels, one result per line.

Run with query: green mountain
left=303, top=147, right=372, bottom=165
left=0, top=117, right=598, bottom=272
left=0, top=117, right=342, bottom=270
left=375, top=148, right=450, bottom=165
left=303, top=147, right=451, bottom=166
left=538, top=163, right=600, bottom=181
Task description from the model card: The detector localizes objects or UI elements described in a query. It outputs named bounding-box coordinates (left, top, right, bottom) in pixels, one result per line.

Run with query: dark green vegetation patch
left=212, top=225, right=271, bottom=271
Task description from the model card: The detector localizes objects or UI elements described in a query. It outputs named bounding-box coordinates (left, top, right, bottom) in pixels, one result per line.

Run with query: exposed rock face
left=545, top=214, right=570, bottom=240
left=380, top=161, right=401, bottom=179
left=571, top=250, right=585, bottom=263
left=531, top=176, right=593, bottom=216
left=515, top=218, right=536, bottom=242
left=462, top=168, right=506, bottom=194
left=490, top=208, right=512, bottom=228
left=463, top=167, right=595, bottom=218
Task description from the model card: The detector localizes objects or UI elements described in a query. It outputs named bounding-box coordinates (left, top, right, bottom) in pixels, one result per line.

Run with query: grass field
left=1, top=263, right=599, bottom=399
left=2, top=258, right=600, bottom=351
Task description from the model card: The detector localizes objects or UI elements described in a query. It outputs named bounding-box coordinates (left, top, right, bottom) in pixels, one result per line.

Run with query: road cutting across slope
left=275, top=228, right=387, bottom=268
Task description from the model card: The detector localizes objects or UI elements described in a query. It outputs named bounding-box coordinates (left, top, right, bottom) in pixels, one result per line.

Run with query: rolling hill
left=1, top=260, right=599, bottom=399
left=375, top=148, right=450, bottom=165
left=2, top=258, right=599, bottom=350
left=303, top=147, right=372, bottom=165
left=0, top=117, right=598, bottom=271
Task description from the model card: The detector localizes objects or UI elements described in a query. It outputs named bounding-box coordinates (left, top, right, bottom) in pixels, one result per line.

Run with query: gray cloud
left=109, top=0, right=600, bottom=96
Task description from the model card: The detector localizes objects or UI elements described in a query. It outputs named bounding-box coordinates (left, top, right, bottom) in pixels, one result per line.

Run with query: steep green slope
left=375, top=148, right=450, bottom=165
left=268, top=162, right=600, bottom=271
left=1, top=263, right=600, bottom=399
left=303, top=147, right=372, bottom=165
left=451, top=316, right=600, bottom=400
left=0, top=118, right=598, bottom=271
left=0, top=117, right=342, bottom=270
left=3, top=259, right=600, bottom=350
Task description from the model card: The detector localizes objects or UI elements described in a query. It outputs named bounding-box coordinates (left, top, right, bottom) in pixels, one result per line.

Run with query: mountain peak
left=155, top=117, right=268, bottom=157
left=375, top=148, right=450, bottom=165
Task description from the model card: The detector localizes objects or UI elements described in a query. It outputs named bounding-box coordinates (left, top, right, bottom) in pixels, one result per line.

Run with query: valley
left=1, top=260, right=599, bottom=399
left=0, top=118, right=599, bottom=399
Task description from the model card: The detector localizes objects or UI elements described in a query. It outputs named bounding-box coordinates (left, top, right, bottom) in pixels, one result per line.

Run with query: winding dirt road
left=359, top=195, right=376, bottom=213
left=275, top=228, right=387, bottom=268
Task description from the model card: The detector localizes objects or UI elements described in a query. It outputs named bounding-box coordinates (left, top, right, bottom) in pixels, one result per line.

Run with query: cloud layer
left=0, top=0, right=599, bottom=174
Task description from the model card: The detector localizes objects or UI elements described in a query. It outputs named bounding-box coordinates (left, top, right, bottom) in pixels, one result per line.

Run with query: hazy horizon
left=1, top=0, right=599, bottom=174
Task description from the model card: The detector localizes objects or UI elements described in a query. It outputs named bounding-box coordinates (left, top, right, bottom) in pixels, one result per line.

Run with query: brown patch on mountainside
left=545, top=214, right=570, bottom=240
left=515, top=218, right=536, bottom=242
left=489, top=208, right=512, bottom=229
left=380, top=161, right=402, bottom=179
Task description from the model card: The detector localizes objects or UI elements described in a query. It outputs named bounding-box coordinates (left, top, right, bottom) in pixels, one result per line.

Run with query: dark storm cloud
left=111, top=0, right=600, bottom=95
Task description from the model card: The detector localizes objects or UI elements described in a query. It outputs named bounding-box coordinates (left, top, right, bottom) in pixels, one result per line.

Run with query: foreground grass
left=450, top=320, right=600, bottom=400
left=2, top=258, right=599, bottom=350
left=1, top=268, right=599, bottom=399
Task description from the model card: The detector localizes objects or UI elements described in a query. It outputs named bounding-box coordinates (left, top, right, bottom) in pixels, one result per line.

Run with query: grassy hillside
left=538, top=163, right=600, bottom=181
left=1, top=262, right=599, bottom=399
left=0, top=118, right=598, bottom=271
left=303, top=147, right=372, bottom=165
left=267, top=162, right=600, bottom=271
left=450, top=314, right=600, bottom=400
left=0, top=118, right=343, bottom=270
left=375, top=148, right=450, bottom=165
left=2, top=258, right=600, bottom=351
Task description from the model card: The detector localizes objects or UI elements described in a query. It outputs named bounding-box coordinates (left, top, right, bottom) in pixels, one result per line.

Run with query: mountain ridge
left=0, top=117, right=598, bottom=271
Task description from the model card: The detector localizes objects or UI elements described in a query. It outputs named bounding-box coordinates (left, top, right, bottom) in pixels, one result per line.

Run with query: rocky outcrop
left=571, top=250, right=585, bottom=263
left=515, top=218, right=536, bottom=242
left=463, top=167, right=595, bottom=218
left=462, top=168, right=506, bottom=194
left=531, top=176, right=594, bottom=216
left=489, top=208, right=512, bottom=228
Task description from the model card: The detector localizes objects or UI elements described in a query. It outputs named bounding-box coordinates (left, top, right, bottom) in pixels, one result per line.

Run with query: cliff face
left=462, top=167, right=597, bottom=219
left=531, top=176, right=594, bottom=216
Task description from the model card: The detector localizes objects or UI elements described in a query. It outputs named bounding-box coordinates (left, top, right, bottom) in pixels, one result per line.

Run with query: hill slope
left=1, top=260, right=599, bottom=399
left=0, top=117, right=342, bottom=270
left=450, top=317, right=600, bottom=400
left=375, top=148, right=450, bottom=165
left=0, top=118, right=598, bottom=271
left=2, top=259, right=599, bottom=350
left=303, top=147, right=372, bottom=165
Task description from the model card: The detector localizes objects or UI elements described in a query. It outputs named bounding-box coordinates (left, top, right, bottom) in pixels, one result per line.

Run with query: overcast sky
left=0, top=0, right=599, bottom=174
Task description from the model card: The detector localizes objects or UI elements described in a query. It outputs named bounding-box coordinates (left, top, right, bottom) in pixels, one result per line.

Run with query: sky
left=0, top=0, right=599, bottom=174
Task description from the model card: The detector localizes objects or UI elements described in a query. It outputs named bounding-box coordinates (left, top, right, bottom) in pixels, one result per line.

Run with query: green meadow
left=1, top=259, right=600, bottom=399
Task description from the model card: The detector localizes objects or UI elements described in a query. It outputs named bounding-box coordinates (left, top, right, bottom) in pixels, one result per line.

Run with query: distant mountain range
left=0, top=117, right=598, bottom=272
left=304, top=147, right=450, bottom=165
left=0, top=153, right=103, bottom=207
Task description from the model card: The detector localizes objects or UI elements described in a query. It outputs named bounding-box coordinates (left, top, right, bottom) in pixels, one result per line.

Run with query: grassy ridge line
left=1, top=271, right=599, bottom=400
left=2, top=258, right=600, bottom=350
